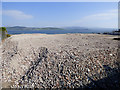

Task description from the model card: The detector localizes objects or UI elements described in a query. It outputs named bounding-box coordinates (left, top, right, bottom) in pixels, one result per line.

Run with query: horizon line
left=3, top=25, right=117, bottom=29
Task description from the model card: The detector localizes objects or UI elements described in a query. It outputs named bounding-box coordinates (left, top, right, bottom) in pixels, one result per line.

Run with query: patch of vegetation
left=6, top=34, right=11, bottom=37
left=103, top=32, right=110, bottom=34
left=0, top=27, right=7, bottom=32
left=0, top=27, right=11, bottom=40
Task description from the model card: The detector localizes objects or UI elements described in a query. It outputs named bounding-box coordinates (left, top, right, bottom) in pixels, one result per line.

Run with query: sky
left=1, top=0, right=120, bottom=2
left=2, top=2, right=118, bottom=28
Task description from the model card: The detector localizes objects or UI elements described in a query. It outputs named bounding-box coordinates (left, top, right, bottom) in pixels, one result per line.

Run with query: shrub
left=1, top=27, right=7, bottom=32
left=103, top=32, right=109, bottom=34
left=6, top=34, right=11, bottom=37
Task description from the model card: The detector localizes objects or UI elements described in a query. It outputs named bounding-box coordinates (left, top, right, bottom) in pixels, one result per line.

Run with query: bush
left=1, top=27, right=7, bottom=32
left=6, top=34, right=11, bottom=37
left=103, top=32, right=109, bottom=34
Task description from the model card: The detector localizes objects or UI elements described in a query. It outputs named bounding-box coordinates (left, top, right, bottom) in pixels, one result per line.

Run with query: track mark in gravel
left=19, top=47, right=48, bottom=85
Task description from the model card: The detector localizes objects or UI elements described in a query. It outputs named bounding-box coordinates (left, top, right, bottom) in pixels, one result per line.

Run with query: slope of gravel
left=1, top=34, right=120, bottom=88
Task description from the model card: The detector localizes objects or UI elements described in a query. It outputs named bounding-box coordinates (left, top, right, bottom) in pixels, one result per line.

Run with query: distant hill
left=6, top=26, right=116, bottom=34
left=64, top=26, right=88, bottom=30
left=6, top=26, right=64, bottom=30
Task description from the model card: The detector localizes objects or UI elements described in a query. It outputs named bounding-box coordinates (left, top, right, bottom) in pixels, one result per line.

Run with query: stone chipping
left=0, top=34, right=120, bottom=88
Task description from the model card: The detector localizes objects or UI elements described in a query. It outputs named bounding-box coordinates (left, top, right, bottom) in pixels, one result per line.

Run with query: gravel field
left=0, top=33, right=120, bottom=89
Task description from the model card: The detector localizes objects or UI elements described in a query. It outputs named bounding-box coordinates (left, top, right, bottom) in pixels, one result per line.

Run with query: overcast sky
left=2, top=2, right=118, bottom=28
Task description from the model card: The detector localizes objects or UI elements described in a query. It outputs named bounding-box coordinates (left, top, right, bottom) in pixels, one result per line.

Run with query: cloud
left=3, top=10, right=33, bottom=20
left=80, top=9, right=117, bottom=21
left=76, top=9, right=118, bottom=28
